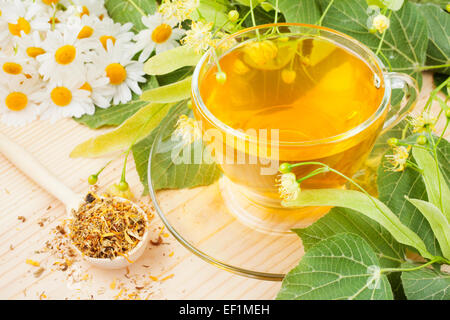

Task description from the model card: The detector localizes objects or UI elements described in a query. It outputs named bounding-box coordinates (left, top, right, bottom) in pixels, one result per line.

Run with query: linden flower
left=372, top=14, right=390, bottom=33
left=173, top=114, right=202, bottom=146
left=385, top=146, right=410, bottom=172
left=409, top=111, right=437, bottom=133
left=0, top=51, right=38, bottom=82
left=36, top=78, right=94, bottom=122
left=159, top=0, right=199, bottom=23
left=81, top=64, right=115, bottom=108
left=92, top=41, right=146, bottom=105
left=278, top=173, right=301, bottom=201
left=182, top=21, right=214, bottom=54
left=37, top=29, right=94, bottom=82
left=243, top=40, right=278, bottom=66
left=134, top=12, right=185, bottom=62
left=0, top=76, right=43, bottom=127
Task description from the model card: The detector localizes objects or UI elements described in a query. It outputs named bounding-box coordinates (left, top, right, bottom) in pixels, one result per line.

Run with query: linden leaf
left=283, top=188, right=433, bottom=260
left=140, top=76, right=192, bottom=103
left=401, top=262, right=450, bottom=300
left=144, top=46, right=202, bottom=75
left=70, top=102, right=172, bottom=158
left=104, top=0, right=157, bottom=32
left=268, top=0, right=320, bottom=24
left=277, top=233, right=393, bottom=300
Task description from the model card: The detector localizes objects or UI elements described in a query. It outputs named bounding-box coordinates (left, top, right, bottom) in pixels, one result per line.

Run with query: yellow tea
left=193, top=36, right=386, bottom=224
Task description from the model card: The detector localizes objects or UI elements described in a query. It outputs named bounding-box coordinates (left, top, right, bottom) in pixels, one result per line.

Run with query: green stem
left=375, top=11, right=392, bottom=56
left=426, top=127, right=444, bottom=212
left=380, top=258, right=440, bottom=274
left=296, top=168, right=329, bottom=184
left=393, top=64, right=450, bottom=72
left=249, top=0, right=260, bottom=41
left=121, top=148, right=131, bottom=183
left=436, top=119, right=449, bottom=146
left=317, top=0, right=335, bottom=26
left=234, top=9, right=252, bottom=31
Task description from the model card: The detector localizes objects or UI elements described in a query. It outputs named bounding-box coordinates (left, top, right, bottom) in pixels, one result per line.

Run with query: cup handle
left=381, top=72, right=419, bottom=134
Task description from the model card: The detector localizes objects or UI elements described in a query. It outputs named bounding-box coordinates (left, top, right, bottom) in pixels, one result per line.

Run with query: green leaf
left=293, top=207, right=405, bottom=268
left=144, top=46, right=202, bottom=75
left=401, top=262, right=450, bottom=300
left=141, top=76, right=192, bottom=103
left=283, top=188, right=433, bottom=260
left=268, top=0, right=321, bottom=24
left=367, top=0, right=404, bottom=11
left=132, top=101, right=221, bottom=193
left=70, top=103, right=172, bottom=158
left=277, top=233, right=393, bottom=300
left=412, top=146, right=450, bottom=219
left=105, top=0, right=157, bottom=32
left=235, top=0, right=264, bottom=7
left=191, top=0, right=231, bottom=29
left=75, top=77, right=159, bottom=129
left=406, top=198, right=450, bottom=259
left=319, top=0, right=428, bottom=85
left=377, top=136, right=449, bottom=257
left=416, top=3, right=450, bottom=74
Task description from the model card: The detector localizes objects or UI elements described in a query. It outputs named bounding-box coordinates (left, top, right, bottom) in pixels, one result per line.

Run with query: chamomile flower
left=37, top=29, right=93, bottom=82
left=92, top=42, right=146, bottom=105
left=1, top=0, right=49, bottom=37
left=134, top=12, right=185, bottom=62
left=0, top=76, right=43, bottom=126
left=173, top=114, right=202, bottom=146
left=182, top=21, right=214, bottom=54
left=91, top=17, right=134, bottom=50
left=13, top=31, right=46, bottom=60
left=0, top=51, right=38, bottom=82
left=385, top=146, right=410, bottom=172
left=81, top=64, right=114, bottom=108
left=72, top=0, right=108, bottom=20
left=278, top=173, right=300, bottom=201
left=36, top=78, right=93, bottom=122
left=159, top=0, right=199, bottom=23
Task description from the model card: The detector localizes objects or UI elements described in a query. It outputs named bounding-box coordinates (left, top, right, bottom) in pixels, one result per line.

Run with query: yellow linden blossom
left=173, top=114, right=202, bottom=145
left=281, top=69, right=296, bottom=84
left=243, top=40, right=278, bottom=66
left=105, top=63, right=127, bottom=85
left=159, top=0, right=199, bottom=23
left=409, top=111, right=437, bottom=133
left=385, top=146, right=410, bottom=172
left=278, top=173, right=300, bottom=201
left=372, top=14, right=390, bottom=33
left=181, top=21, right=214, bottom=53
left=233, top=59, right=250, bottom=75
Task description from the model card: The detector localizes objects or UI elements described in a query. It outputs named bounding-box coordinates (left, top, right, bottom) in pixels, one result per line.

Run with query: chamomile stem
left=317, top=0, right=335, bottom=26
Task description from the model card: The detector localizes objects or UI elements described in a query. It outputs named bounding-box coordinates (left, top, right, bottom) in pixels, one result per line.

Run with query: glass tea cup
left=191, top=23, right=418, bottom=234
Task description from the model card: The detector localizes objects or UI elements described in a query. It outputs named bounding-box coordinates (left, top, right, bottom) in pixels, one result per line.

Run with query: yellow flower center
left=100, top=35, right=116, bottom=50
left=80, top=82, right=92, bottom=92
left=80, top=6, right=90, bottom=17
left=5, top=92, right=28, bottom=111
left=8, top=17, right=31, bottom=37
left=105, top=63, right=127, bottom=85
left=26, top=47, right=46, bottom=58
left=42, top=0, right=59, bottom=5
left=51, top=87, right=72, bottom=106
left=55, top=45, right=76, bottom=65
left=3, top=62, right=22, bottom=75
left=77, top=26, right=94, bottom=39
left=151, top=24, right=172, bottom=44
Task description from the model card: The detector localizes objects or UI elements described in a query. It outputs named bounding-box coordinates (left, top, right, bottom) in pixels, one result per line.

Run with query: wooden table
left=0, top=73, right=447, bottom=300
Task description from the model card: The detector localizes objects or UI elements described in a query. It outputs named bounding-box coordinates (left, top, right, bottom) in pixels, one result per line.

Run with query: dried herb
left=69, top=193, right=146, bottom=259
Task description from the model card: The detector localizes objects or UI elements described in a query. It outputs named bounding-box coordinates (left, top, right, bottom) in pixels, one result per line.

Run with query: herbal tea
left=195, top=36, right=385, bottom=205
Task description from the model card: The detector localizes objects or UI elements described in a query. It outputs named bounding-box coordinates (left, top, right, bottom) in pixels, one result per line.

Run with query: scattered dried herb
left=69, top=193, right=146, bottom=259
left=17, top=216, right=26, bottom=223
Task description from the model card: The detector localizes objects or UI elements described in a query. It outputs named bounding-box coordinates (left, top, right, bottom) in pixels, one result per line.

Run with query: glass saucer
left=147, top=110, right=303, bottom=281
